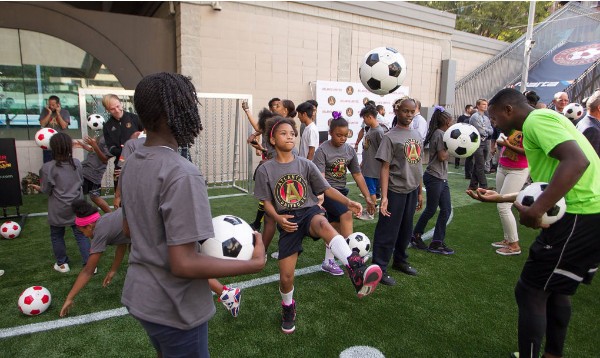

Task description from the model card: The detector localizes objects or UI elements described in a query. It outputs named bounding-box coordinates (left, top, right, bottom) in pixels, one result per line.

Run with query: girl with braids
left=29, top=132, right=91, bottom=273
left=371, top=97, right=424, bottom=286
left=254, top=116, right=382, bottom=334
left=59, top=199, right=129, bottom=317
left=313, top=112, right=376, bottom=273
left=411, top=106, right=454, bottom=255
left=119, top=73, right=265, bottom=357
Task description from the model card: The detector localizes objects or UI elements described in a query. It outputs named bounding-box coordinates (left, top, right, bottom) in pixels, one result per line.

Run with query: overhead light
left=211, top=2, right=222, bottom=11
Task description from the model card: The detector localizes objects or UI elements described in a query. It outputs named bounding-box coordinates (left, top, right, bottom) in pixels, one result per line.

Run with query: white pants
left=496, top=165, right=530, bottom=243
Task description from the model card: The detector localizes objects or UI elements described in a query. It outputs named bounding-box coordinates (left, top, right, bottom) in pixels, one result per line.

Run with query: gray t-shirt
left=120, top=137, right=146, bottom=163
left=90, top=208, right=130, bottom=254
left=254, top=156, right=330, bottom=213
left=361, top=125, right=384, bottom=178
left=375, top=127, right=423, bottom=194
left=39, top=108, right=71, bottom=130
left=82, top=136, right=111, bottom=184
left=120, top=145, right=215, bottom=330
left=425, top=129, right=448, bottom=180
left=40, top=159, right=84, bottom=226
left=313, top=141, right=361, bottom=189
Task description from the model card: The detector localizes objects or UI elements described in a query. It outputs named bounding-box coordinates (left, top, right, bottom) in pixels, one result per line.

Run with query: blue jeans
left=50, top=225, right=90, bottom=266
left=136, top=317, right=210, bottom=358
left=413, top=172, right=451, bottom=243
left=372, top=188, right=419, bottom=272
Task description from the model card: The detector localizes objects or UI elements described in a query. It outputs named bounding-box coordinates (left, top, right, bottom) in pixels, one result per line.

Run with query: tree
left=413, top=1, right=554, bottom=42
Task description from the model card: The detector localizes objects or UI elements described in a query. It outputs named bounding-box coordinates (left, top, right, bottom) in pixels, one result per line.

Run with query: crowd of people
left=22, top=78, right=600, bottom=357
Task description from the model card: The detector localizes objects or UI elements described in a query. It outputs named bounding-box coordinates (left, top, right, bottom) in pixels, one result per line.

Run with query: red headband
left=75, top=212, right=101, bottom=227
left=270, top=120, right=282, bottom=138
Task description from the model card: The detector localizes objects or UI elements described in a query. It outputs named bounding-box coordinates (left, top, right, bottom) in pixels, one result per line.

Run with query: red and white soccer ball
left=18, top=286, right=52, bottom=316
left=1, top=221, right=21, bottom=239
left=35, top=128, right=58, bottom=150
left=200, top=215, right=254, bottom=260
left=563, top=103, right=584, bottom=121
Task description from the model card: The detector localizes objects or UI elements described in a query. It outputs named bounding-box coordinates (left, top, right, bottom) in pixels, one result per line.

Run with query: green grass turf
left=0, top=171, right=598, bottom=357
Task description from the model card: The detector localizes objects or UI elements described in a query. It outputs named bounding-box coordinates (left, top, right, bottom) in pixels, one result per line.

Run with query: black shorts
left=322, top=187, right=349, bottom=223
left=520, top=212, right=600, bottom=295
left=277, top=206, right=326, bottom=260
left=82, top=178, right=102, bottom=198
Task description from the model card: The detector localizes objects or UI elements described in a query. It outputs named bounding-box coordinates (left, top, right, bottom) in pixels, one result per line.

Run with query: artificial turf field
left=0, top=170, right=598, bottom=357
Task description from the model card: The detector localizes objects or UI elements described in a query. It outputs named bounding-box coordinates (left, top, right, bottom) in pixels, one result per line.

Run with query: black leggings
left=515, top=279, right=572, bottom=357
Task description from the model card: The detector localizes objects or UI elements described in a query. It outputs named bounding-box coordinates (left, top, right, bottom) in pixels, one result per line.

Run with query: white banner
left=315, top=80, right=409, bottom=155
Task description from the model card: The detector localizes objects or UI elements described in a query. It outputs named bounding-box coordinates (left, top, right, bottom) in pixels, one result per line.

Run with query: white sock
left=280, top=286, right=294, bottom=306
left=329, top=235, right=352, bottom=266
left=324, top=244, right=335, bottom=260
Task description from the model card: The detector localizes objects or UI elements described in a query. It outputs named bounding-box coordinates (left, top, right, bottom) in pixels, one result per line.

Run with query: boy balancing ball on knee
left=119, top=73, right=265, bottom=357
left=254, top=116, right=382, bottom=334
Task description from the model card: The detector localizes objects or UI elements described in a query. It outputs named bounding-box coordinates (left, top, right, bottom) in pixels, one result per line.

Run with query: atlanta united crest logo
left=553, top=43, right=600, bottom=66
left=404, top=138, right=422, bottom=164
left=275, top=174, right=308, bottom=209
left=328, top=158, right=347, bottom=179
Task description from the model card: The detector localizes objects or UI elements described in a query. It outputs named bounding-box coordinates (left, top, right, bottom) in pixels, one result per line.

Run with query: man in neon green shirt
left=467, top=88, right=600, bottom=358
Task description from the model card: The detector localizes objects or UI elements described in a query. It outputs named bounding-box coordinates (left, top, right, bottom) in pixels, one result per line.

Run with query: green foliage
left=414, top=1, right=555, bottom=42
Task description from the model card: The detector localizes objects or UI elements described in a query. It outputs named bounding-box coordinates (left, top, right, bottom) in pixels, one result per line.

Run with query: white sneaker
left=93, top=267, right=98, bottom=275
left=54, top=263, right=70, bottom=273
left=271, top=251, right=279, bottom=259
left=356, top=209, right=374, bottom=221
left=219, top=287, right=242, bottom=317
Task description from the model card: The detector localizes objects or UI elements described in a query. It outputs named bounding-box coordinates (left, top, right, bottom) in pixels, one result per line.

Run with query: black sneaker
left=380, top=273, right=396, bottom=286
left=392, top=261, right=418, bottom=276
left=428, top=241, right=455, bottom=255
left=346, top=252, right=382, bottom=298
left=281, top=300, right=296, bottom=334
left=410, top=234, right=427, bottom=250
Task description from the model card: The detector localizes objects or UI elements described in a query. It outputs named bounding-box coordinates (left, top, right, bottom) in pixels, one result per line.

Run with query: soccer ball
left=200, top=215, right=254, bottom=260
left=443, top=123, right=481, bottom=158
left=516, top=182, right=566, bottom=225
left=346, top=232, right=371, bottom=259
left=359, top=47, right=407, bottom=96
left=563, top=103, right=584, bottom=120
left=1, top=221, right=21, bottom=239
left=87, top=114, right=105, bottom=131
left=34, top=128, right=57, bottom=150
left=18, top=286, right=52, bottom=316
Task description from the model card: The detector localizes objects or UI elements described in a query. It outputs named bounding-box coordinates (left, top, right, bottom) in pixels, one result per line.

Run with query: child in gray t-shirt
left=412, top=107, right=454, bottom=255
left=119, top=73, right=265, bottom=357
left=31, top=132, right=91, bottom=274
left=59, top=199, right=130, bottom=317
left=78, top=135, right=112, bottom=213
left=359, top=105, right=385, bottom=220
left=254, top=116, right=382, bottom=334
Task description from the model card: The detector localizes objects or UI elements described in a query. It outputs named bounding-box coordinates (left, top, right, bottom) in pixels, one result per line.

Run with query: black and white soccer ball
left=359, top=47, right=407, bottom=96
left=87, top=114, right=105, bottom=131
left=200, top=215, right=254, bottom=260
left=516, top=182, right=566, bottom=225
left=443, top=123, right=480, bottom=158
left=346, top=232, right=371, bottom=261
left=562, top=103, right=584, bottom=120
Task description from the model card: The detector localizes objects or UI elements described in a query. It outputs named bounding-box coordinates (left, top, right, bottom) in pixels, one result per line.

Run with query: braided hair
left=71, top=199, right=99, bottom=218
left=50, top=132, right=76, bottom=170
left=133, top=73, right=202, bottom=147
left=391, top=96, right=415, bottom=127
left=424, top=106, right=452, bottom=147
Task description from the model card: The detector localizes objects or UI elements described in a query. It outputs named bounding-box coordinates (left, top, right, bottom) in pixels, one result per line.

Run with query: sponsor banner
left=0, top=138, right=23, bottom=208
left=315, top=80, right=409, bottom=157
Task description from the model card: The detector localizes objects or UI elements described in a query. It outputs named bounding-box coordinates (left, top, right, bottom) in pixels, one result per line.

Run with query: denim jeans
left=50, top=225, right=90, bottom=266
left=136, top=317, right=210, bottom=358
left=413, top=172, right=451, bottom=243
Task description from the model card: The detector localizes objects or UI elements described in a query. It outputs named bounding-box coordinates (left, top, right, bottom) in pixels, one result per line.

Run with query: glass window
left=0, top=29, right=124, bottom=140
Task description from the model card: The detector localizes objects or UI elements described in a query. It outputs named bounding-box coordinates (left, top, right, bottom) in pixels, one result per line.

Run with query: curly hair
left=133, top=73, right=203, bottom=147
left=264, top=116, right=298, bottom=139
left=71, top=199, right=99, bottom=218
left=50, top=132, right=76, bottom=170
left=258, top=108, right=276, bottom=133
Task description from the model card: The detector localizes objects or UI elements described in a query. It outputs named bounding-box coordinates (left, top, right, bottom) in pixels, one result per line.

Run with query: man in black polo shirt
left=102, top=94, right=143, bottom=189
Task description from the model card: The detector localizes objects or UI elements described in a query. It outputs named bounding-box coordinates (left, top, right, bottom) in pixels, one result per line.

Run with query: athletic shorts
left=364, top=177, right=379, bottom=196
left=520, top=212, right=600, bottom=295
left=277, top=206, right=326, bottom=260
left=322, top=187, right=349, bottom=223
left=135, top=316, right=209, bottom=358
left=82, top=178, right=102, bottom=198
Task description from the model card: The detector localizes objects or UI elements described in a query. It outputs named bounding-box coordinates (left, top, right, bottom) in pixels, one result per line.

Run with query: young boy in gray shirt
left=358, top=105, right=385, bottom=220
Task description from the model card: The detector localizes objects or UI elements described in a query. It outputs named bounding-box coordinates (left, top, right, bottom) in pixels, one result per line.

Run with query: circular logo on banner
left=553, top=43, right=600, bottom=66
left=328, top=96, right=336, bottom=106
left=363, top=97, right=371, bottom=105
left=275, top=174, right=308, bottom=209
left=328, top=158, right=347, bottom=179
left=346, top=107, right=354, bottom=117
left=404, top=138, right=422, bottom=164
left=346, top=86, right=354, bottom=95
left=348, top=129, right=354, bottom=138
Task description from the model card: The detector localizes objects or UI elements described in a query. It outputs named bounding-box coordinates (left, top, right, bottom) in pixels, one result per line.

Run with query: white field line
left=3, top=206, right=453, bottom=339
